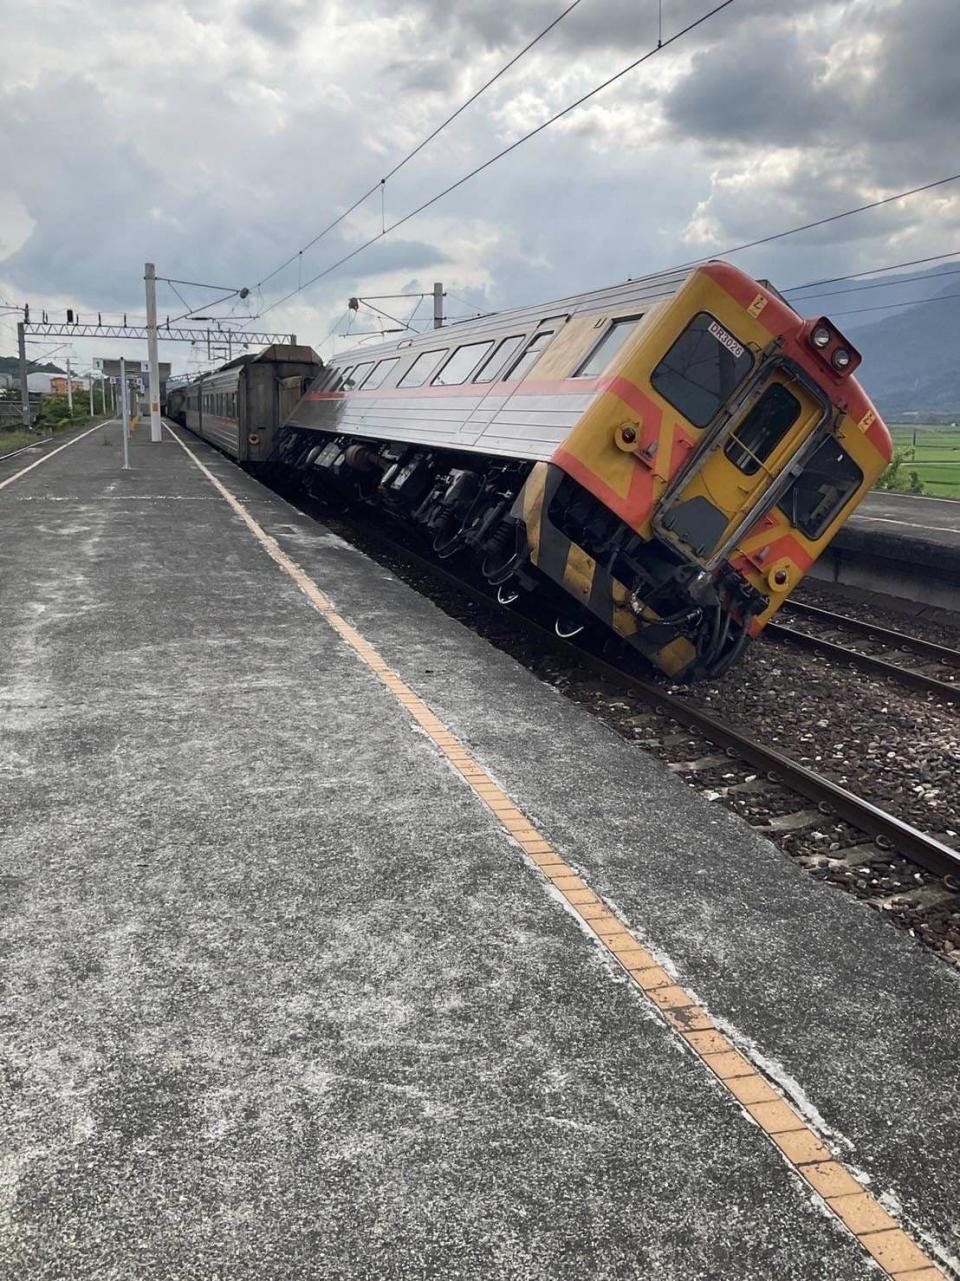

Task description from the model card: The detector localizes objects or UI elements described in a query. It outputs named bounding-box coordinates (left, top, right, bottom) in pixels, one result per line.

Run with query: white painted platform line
left=0, top=420, right=114, bottom=493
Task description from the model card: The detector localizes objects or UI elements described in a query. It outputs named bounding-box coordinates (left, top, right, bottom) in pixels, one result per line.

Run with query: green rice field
left=885, top=424, right=960, bottom=497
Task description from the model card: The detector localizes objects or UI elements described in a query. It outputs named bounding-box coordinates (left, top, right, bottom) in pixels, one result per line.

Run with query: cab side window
left=575, top=316, right=641, bottom=377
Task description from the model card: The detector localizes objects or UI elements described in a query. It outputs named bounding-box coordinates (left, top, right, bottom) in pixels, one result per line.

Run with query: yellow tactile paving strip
left=167, top=426, right=948, bottom=1281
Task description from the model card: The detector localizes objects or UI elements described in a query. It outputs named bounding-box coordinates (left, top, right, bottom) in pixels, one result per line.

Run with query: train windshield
left=778, top=439, right=863, bottom=539
left=651, top=312, right=754, bottom=428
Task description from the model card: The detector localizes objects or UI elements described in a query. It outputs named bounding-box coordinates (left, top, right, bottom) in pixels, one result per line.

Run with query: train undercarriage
left=267, top=425, right=767, bottom=681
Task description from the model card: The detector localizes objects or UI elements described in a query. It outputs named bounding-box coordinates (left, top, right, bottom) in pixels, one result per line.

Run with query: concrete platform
left=817, top=491, right=960, bottom=610
left=1, top=420, right=958, bottom=1280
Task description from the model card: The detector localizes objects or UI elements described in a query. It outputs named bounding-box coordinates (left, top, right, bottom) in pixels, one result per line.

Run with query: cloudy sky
left=1, top=0, right=958, bottom=374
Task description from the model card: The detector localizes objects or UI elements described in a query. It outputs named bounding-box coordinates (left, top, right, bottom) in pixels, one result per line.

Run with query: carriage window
left=504, top=329, right=555, bottom=382
left=433, top=341, right=493, bottom=386
left=651, top=311, right=754, bottom=428
left=778, top=440, right=863, bottom=540
left=333, top=366, right=354, bottom=390
left=361, top=357, right=400, bottom=390
left=725, top=383, right=801, bottom=475
left=473, top=335, right=526, bottom=384
left=399, top=349, right=447, bottom=388
left=576, top=316, right=642, bottom=378
left=343, top=362, right=373, bottom=389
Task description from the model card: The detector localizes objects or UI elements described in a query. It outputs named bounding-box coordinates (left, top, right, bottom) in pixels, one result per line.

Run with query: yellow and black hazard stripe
left=518, top=463, right=697, bottom=676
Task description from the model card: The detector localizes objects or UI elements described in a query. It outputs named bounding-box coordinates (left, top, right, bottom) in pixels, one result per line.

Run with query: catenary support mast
left=144, top=262, right=163, bottom=443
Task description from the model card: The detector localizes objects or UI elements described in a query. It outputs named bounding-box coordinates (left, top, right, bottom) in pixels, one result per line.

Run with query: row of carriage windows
left=324, top=313, right=645, bottom=397
left=197, top=390, right=237, bottom=418
left=320, top=307, right=863, bottom=541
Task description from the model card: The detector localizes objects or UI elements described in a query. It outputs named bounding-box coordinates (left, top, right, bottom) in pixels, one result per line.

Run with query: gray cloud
left=1, top=0, right=957, bottom=372
left=241, top=0, right=311, bottom=47
left=665, top=28, right=838, bottom=147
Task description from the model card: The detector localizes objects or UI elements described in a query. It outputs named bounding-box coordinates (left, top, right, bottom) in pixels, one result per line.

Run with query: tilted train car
left=271, top=260, right=892, bottom=680
left=166, top=343, right=322, bottom=466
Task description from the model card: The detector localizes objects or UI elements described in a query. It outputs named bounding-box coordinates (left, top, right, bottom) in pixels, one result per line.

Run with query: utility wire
left=678, top=171, right=960, bottom=267
left=784, top=248, right=960, bottom=293
left=445, top=290, right=486, bottom=316
left=254, top=0, right=585, bottom=293
left=785, top=264, right=960, bottom=304
left=829, top=289, right=960, bottom=320
left=260, top=0, right=737, bottom=319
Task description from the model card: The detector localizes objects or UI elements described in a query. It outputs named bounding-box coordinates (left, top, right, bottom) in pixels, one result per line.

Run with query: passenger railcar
left=272, top=260, right=892, bottom=680
left=166, top=343, right=321, bottom=465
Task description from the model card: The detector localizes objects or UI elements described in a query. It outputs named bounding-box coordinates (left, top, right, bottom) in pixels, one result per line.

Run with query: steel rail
left=0, top=419, right=113, bottom=466
left=765, top=621, right=960, bottom=703
left=328, top=515, right=960, bottom=884
left=0, top=436, right=53, bottom=464
left=781, top=600, right=960, bottom=667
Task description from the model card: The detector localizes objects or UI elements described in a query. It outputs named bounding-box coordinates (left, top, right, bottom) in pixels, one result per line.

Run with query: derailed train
left=168, top=261, right=892, bottom=681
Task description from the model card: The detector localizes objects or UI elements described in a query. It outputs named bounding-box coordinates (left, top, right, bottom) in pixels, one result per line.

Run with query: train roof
left=332, top=263, right=702, bottom=366
left=218, top=343, right=322, bottom=371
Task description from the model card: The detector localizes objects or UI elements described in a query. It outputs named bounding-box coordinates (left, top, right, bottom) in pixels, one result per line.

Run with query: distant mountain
left=0, top=355, right=65, bottom=376
left=804, top=265, right=960, bottom=417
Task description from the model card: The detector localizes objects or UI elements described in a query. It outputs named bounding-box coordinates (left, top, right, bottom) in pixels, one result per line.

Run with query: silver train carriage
left=268, top=260, right=889, bottom=680
left=166, top=343, right=322, bottom=466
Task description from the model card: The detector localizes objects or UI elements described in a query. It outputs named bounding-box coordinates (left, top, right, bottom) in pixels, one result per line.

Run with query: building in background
left=95, top=357, right=171, bottom=418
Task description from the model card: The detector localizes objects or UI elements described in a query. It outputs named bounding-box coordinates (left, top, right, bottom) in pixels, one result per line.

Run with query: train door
left=654, top=363, right=829, bottom=567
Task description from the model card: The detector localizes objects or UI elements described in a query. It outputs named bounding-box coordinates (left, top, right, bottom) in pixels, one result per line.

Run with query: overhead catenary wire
left=253, top=0, right=585, bottom=294
left=259, top=0, right=738, bottom=319
left=677, top=172, right=960, bottom=268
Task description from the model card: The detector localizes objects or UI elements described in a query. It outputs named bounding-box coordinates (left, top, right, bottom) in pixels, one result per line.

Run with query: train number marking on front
left=707, top=320, right=745, bottom=359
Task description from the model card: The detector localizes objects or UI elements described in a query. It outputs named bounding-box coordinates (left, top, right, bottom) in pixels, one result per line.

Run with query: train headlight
left=831, top=348, right=852, bottom=371
left=811, top=325, right=832, bottom=349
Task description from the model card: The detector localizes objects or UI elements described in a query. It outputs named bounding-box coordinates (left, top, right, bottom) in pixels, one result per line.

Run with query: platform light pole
left=119, top=357, right=131, bottom=470
left=144, top=262, right=162, bottom=443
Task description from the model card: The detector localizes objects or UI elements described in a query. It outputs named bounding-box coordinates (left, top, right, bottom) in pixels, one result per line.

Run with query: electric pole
left=66, top=354, right=74, bottom=416
left=433, top=282, right=444, bottom=329
left=144, top=262, right=162, bottom=443
left=17, top=318, right=30, bottom=431
left=89, top=371, right=94, bottom=416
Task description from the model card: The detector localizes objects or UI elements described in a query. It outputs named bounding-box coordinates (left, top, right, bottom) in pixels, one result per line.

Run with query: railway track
left=0, top=435, right=55, bottom=463
left=766, top=601, right=960, bottom=703
left=409, top=551, right=959, bottom=882
left=296, top=499, right=953, bottom=932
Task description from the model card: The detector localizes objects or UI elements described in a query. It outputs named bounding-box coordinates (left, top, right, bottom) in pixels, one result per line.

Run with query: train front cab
left=519, top=262, right=892, bottom=679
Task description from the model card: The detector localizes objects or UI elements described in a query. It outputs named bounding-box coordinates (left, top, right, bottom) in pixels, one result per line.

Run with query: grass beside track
left=0, top=414, right=110, bottom=459
left=888, top=424, right=960, bottom=496
left=0, top=430, right=41, bottom=456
